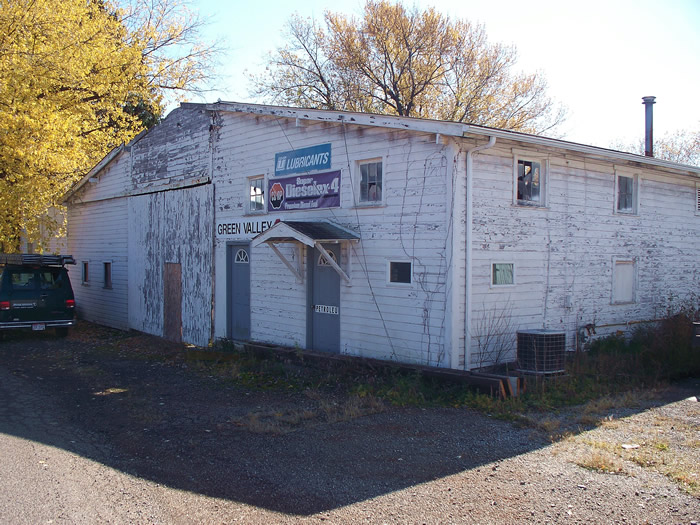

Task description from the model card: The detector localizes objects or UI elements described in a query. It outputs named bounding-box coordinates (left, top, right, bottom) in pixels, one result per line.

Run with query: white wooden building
left=63, top=102, right=700, bottom=371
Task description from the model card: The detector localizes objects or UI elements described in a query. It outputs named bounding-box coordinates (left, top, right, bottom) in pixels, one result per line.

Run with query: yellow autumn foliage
left=0, top=0, right=215, bottom=251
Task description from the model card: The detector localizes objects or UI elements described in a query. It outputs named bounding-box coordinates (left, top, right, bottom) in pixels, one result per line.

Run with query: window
left=82, top=261, right=89, bottom=284
left=491, top=263, right=515, bottom=286
left=612, top=258, right=636, bottom=304
left=248, top=176, right=265, bottom=212
left=103, top=262, right=112, bottom=289
left=358, top=160, right=383, bottom=204
left=389, top=261, right=412, bottom=284
left=517, top=160, right=541, bottom=204
left=514, top=154, right=547, bottom=206
left=615, top=171, right=638, bottom=214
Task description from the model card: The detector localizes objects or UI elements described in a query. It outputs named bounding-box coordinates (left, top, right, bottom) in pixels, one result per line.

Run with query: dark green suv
left=0, top=254, right=76, bottom=337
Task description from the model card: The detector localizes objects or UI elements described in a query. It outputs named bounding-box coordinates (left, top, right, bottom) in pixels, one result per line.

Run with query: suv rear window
left=9, top=269, right=65, bottom=290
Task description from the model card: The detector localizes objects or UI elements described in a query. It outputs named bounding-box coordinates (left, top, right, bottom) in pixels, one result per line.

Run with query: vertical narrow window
left=249, top=176, right=265, bottom=212
left=103, top=262, right=112, bottom=289
left=517, top=160, right=541, bottom=204
left=696, top=183, right=700, bottom=213
left=389, top=261, right=412, bottom=284
left=359, top=160, right=383, bottom=203
left=612, top=259, right=636, bottom=304
left=82, top=261, right=89, bottom=284
left=492, top=263, right=515, bottom=286
left=616, top=173, right=638, bottom=214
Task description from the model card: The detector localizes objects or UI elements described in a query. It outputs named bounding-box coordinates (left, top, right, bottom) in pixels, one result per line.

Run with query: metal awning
left=251, top=221, right=359, bottom=284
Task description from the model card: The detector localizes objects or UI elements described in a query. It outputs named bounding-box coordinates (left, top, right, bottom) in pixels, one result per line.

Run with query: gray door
left=309, top=244, right=341, bottom=353
left=227, top=243, right=251, bottom=340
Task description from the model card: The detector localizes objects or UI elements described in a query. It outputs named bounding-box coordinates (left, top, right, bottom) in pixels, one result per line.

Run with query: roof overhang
left=252, top=220, right=359, bottom=284
left=251, top=220, right=359, bottom=248
left=199, top=101, right=700, bottom=179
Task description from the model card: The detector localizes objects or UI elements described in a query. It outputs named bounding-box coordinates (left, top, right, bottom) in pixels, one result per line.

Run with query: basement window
left=389, top=261, right=412, bottom=284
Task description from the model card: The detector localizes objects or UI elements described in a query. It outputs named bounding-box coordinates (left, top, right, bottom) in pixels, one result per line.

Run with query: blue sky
left=185, top=0, right=700, bottom=150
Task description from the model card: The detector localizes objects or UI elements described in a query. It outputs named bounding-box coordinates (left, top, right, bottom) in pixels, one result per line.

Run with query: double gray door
left=309, top=244, right=341, bottom=353
left=227, top=243, right=251, bottom=340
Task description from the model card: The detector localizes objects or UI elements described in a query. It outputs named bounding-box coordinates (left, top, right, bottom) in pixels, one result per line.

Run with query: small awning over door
left=251, top=220, right=359, bottom=283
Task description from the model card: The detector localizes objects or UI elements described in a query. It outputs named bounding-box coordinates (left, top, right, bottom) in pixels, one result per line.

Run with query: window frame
left=387, top=260, right=413, bottom=286
left=513, top=152, right=548, bottom=207
left=355, top=158, right=384, bottom=207
left=490, top=262, right=516, bottom=288
left=611, top=257, right=637, bottom=305
left=103, top=261, right=112, bottom=289
left=81, top=261, right=89, bottom=285
left=614, top=168, right=640, bottom=215
left=247, top=175, right=266, bottom=214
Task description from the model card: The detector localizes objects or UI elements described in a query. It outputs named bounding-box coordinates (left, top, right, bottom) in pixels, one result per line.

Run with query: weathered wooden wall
left=212, top=113, right=455, bottom=367
left=468, top=145, right=700, bottom=368
left=67, top=155, right=130, bottom=330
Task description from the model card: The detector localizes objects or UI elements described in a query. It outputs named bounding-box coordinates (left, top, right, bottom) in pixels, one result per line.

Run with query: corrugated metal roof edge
left=197, top=101, right=700, bottom=178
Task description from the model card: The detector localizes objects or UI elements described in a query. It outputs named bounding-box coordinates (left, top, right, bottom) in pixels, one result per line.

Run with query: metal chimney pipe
left=642, top=96, right=656, bottom=157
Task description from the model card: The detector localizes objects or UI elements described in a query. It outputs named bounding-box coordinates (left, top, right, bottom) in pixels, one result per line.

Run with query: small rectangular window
left=517, top=160, right=541, bottom=204
left=492, top=263, right=515, bottom=286
left=359, top=160, right=383, bottom=203
left=82, top=262, right=89, bottom=284
left=249, top=176, right=265, bottom=212
left=615, top=172, right=638, bottom=214
left=103, top=262, right=112, bottom=289
left=612, top=259, right=635, bottom=304
left=389, top=261, right=412, bottom=284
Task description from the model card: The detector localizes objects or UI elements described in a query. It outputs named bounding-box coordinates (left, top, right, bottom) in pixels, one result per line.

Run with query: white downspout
left=464, top=136, right=496, bottom=370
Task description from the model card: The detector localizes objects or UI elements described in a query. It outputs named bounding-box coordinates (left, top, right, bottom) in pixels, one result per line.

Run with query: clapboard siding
left=211, top=112, right=452, bottom=367
left=468, top=145, right=700, bottom=367
left=66, top=102, right=699, bottom=372
left=67, top=199, right=129, bottom=330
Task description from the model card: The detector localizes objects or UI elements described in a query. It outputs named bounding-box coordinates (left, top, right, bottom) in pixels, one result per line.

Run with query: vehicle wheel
left=55, top=327, right=69, bottom=338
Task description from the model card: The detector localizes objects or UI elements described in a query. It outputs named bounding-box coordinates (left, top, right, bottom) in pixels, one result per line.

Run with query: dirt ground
left=0, top=322, right=698, bottom=524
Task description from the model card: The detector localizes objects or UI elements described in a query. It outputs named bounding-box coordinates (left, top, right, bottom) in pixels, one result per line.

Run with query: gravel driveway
left=0, top=323, right=698, bottom=524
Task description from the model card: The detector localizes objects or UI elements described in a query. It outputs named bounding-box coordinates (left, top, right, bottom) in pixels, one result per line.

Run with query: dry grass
left=575, top=450, right=625, bottom=474
left=233, top=394, right=386, bottom=434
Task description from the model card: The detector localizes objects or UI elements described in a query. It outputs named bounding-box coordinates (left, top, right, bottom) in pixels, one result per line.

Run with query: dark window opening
left=390, top=261, right=412, bottom=284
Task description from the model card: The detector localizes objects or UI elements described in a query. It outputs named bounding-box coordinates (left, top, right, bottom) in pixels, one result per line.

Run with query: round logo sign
left=269, top=182, right=284, bottom=210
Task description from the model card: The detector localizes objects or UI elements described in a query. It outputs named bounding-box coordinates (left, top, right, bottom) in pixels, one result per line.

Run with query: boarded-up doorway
left=163, top=262, right=182, bottom=343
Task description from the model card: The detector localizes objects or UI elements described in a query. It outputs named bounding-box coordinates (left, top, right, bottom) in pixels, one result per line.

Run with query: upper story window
left=248, top=176, right=265, bottom=213
left=513, top=153, right=547, bottom=207
left=358, top=160, right=383, bottom=204
left=615, top=169, right=639, bottom=214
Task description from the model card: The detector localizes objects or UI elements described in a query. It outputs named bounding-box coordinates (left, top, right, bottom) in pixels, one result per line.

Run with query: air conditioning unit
left=517, top=330, right=566, bottom=375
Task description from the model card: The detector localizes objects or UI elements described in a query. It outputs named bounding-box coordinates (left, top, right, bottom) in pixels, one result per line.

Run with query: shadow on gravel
left=0, top=325, right=696, bottom=516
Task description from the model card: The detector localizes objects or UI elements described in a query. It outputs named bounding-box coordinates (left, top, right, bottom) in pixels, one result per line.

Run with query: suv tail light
left=65, top=299, right=76, bottom=308
left=0, top=301, right=10, bottom=310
